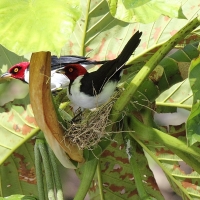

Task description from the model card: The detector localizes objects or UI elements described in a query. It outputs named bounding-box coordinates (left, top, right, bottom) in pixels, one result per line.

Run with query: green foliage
left=0, top=0, right=200, bottom=200
left=0, top=95, right=39, bottom=165
left=187, top=56, right=200, bottom=145
left=0, top=0, right=81, bottom=56
left=107, top=0, right=186, bottom=23
left=0, top=195, right=37, bottom=200
left=96, top=134, right=163, bottom=199
left=0, top=138, right=37, bottom=198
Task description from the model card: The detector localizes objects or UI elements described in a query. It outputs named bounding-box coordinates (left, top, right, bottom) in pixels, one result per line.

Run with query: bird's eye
left=14, top=68, right=19, bottom=73
left=69, top=68, right=73, bottom=72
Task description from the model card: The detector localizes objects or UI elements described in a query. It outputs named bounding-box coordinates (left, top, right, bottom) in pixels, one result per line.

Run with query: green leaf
left=0, top=0, right=81, bottom=56
left=110, top=16, right=200, bottom=124
left=122, top=0, right=151, bottom=9
left=75, top=159, right=98, bottom=200
left=128, top=115, right=200, bottom=199
left=0, top=95, right=39, bottom=165
left=187, top=55, right=200, bottom=145
left=62, top=0, right=200, bottom=59
left=124, top=134, right=164, bottom=199
left=0, top=138, right=38, bottom=198
left=0, top=1, right=200, bottom=199
left=156, top=79, right=193, bottom=111
left=0, top=45, right=26, bottom=68
left=0, top=195, right=37, bottom=200
left=0, top=45, right=28, bottom=103
left=106, top=0, right=186, bottom=23
left=87, top=134, right=163, bottom=199
left=120, top=42, right=199, bottom=113
left=0, top=195, right=24, bottom=200
left=155, top=42, right=199, bottom=112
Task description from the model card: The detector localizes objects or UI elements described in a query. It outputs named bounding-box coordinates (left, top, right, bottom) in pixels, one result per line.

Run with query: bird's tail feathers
left=116, top=31, right=142, bottom=69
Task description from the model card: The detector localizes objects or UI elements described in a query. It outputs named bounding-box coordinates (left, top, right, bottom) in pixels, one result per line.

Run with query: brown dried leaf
left=29, top=52, right=84, bottom=166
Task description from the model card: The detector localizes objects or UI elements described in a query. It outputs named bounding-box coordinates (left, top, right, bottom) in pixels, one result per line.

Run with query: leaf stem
left=47, top=145, right=64, bottom=200
left=110, top=16, right=200, bottom=122
left=162, top=80, right=186, bottom=102
left=97, top=160, right=105, bottom=200
left=0, top=127, right=40, bottom=165
left=80, top=0, right=91, bottom=56
left=128, top=116, right=200, bottom=159
left=123, top=133, right=150, bottom=199
left=155, top=102, right=192, bottom=109
left=166, top=147, right=200, bottom=175
left=35, top=139, right=46, bottom=200
left=38, top=139, right=55, bottom=200
left=131, top=136, right=192, bottom=200
left=74, top=158, right=98, bottom=200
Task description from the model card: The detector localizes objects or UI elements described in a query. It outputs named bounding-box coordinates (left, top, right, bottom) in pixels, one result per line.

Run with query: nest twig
left=62, top=91, right=121, bottom=150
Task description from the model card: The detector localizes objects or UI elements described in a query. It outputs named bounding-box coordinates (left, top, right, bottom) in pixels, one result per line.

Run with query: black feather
left=79, top=31, right=142, bottom=96
left=51, top=55, right=108, bottom=71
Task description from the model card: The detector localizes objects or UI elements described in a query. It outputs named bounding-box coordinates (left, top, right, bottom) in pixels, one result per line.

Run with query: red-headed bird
left=56, top=31, right=142, bottom=109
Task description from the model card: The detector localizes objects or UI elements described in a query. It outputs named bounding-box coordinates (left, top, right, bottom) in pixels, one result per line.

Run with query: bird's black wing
left=80, top=31, right=142, bottom=96
left=51, top=55, right=108, bottom=71
left=80, top=70, right=121, bottom=96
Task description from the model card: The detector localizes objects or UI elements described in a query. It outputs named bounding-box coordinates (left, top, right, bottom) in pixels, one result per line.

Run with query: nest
left=62, top=91, right=121, bottom=150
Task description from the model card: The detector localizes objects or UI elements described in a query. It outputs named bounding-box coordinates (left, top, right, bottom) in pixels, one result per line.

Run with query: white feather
left=68, top=76, right=118, bottom=109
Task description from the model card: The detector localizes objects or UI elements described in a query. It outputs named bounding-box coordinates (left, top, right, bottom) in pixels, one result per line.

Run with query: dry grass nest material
left=63, top=91, right=121, bottom=150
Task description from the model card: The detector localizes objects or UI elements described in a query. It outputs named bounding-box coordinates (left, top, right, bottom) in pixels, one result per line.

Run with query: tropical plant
left=0, top=0, right=200, bottom=199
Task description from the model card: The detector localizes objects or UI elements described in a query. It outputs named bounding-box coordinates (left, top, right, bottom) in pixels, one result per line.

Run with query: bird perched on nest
left=0, top=56, right=107, bottom=91
left=56, top=31, right=142, bottom=109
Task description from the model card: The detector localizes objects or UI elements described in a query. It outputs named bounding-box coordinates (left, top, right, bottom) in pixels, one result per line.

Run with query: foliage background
left=0, top=0, right=200, bottom=199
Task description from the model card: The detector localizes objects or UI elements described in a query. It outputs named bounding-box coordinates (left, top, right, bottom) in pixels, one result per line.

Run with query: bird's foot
left=71, top=108, right=83, bottom=123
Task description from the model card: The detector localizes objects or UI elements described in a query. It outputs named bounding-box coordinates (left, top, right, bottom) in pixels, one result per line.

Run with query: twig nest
left=62, top=91, right=121, bottom=150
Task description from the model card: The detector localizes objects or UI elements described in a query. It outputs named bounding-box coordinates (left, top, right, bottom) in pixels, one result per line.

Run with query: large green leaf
left=107, top=0, right=186, bottom=23
left=62, top=0, right=200, bottom=62
left=187, top=55, right=200, bottom=145
left=0, top=95, right=39, bottom=165
left=122, top=0, right=151, bottom=8
left=156, top=79, right=193, bottom=112
left=78, top=134, right=164, bottom=199
left=0, top=0, right=200, bottom=199
left=0, top=0, right=81, bottom=56
left=0, top=138, right=38, bottom=198
left=0, top=45, right=26, bottom=67
left=128, top=115, right=200, bottom=200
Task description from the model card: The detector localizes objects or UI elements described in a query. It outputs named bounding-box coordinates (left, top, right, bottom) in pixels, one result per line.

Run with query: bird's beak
left=56, top=69, right=65, bottom=74
left=0, top=72, right=13, bottom=83
left=1, top=72, right=12, bottom=78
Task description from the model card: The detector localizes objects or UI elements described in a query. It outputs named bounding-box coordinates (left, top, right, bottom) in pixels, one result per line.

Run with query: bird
left=56, top=31, right=142, bottom=109
left=0, top=55, right=107, bottom=91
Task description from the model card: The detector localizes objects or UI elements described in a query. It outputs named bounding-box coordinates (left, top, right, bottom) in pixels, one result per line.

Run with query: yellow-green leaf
left=0, top=0, right=81, bottom=56
left=107, top=0, right=186, bottom=23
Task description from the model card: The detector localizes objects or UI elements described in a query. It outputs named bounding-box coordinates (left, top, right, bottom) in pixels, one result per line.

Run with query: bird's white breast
left=68, top=76, right=118, bottom=109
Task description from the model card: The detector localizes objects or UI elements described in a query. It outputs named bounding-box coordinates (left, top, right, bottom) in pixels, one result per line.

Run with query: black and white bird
left=56, top=31, right=142, bottom=109
left=1, top=56, right=107, bottom=91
